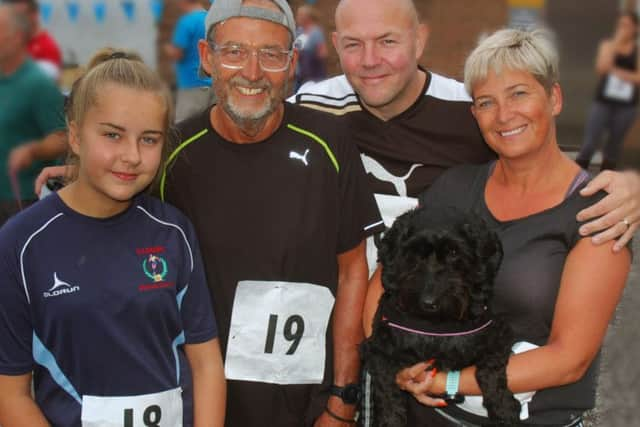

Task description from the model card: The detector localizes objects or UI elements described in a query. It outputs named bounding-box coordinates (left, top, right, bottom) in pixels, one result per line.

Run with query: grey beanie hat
left=199, top=0, right=296, bottom=77
left=204, top=0, right=296, bottom=40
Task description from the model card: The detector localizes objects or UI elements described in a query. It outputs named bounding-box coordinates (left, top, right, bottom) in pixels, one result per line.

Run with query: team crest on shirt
left=142, top=254, right=168, bottom=282
left=136, top=246, right=174, bottom=291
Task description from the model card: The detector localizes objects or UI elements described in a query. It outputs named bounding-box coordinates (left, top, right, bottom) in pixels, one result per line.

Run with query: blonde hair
left=65, top=47, right=174, bottom=189
left=464, top=28, right=559, bottom=96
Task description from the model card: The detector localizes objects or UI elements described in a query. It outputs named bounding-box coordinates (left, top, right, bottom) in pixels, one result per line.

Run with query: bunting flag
left=150, top=0, right=163, bottom=23
left=40, top=1, right=53, bottom=24
left=121, top=0, right=136, bottom=22
left=93, top=1, right=106, bottom=24
left=66, top=1, right=80, bottom=23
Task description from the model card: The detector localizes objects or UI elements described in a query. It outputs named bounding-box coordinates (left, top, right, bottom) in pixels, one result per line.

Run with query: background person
left=365, top=28, right=631, bottom=427
left=576, top=11, right=640, bottom=172
left=4, top=0, right=62, bottom=80
left=0, top=3, right=65, bottom=226
left=0, top=48, right=225, bottom=427
left=293, top=4, right=328, bottom=91
left=164, top=0, right=214, bottom=122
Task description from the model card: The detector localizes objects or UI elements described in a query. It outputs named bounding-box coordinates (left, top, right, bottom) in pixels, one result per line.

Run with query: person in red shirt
left=6, top=0, right=62, bottom=80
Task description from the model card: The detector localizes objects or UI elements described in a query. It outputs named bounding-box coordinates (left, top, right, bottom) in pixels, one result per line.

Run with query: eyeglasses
left=208, top=42, right=293, bottom=72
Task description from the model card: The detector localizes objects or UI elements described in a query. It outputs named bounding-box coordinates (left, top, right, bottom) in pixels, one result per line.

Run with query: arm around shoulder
left=577, top=169, right=640, bottom=250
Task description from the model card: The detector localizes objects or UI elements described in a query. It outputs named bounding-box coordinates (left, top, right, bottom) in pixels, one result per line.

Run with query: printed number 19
left=264, top=314, right=305, bottom=355
left=124, top=405, right=162, bottom=427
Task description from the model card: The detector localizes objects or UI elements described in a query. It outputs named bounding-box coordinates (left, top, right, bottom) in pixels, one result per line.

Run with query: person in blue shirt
left=0, top=47, right=226, bottom=427
left=293, top=5, right=327, bottom=91
left=165, top=0, right=214, bottom=122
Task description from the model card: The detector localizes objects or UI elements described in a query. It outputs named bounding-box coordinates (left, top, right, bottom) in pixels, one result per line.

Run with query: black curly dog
left=360, top=206, right=520, bottom=427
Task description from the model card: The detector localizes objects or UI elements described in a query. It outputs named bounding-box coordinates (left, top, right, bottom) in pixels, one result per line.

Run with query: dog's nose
left=420, top=298, right=439, bottom=313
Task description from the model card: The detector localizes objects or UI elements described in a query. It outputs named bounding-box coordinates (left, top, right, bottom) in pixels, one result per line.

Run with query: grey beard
left=219, top=78, right=290, bottom=137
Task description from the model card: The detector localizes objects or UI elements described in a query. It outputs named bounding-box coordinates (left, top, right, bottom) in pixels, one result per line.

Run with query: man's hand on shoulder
left=577, top=169, right=640, bottom=251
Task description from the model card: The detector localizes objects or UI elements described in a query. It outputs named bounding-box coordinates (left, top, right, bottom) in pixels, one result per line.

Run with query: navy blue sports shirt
left=0, top=193, right=217, bottom=426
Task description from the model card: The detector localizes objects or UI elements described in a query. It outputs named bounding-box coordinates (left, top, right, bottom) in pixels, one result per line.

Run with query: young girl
left=0, top=48, right=225, bottom=427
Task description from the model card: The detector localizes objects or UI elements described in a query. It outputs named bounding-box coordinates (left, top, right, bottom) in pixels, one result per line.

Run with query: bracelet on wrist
left=324, top=405, right=357, bottom=424
left=444, top=370, right=465, bottom=404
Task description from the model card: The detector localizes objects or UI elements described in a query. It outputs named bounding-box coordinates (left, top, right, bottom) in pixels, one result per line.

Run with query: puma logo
left=360, top=153, right=423, bottom=197
left=289, top=149, right=310, bottom=166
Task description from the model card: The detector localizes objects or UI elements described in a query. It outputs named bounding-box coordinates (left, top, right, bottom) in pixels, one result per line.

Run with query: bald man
left=290, top=0, right=640, bottom=274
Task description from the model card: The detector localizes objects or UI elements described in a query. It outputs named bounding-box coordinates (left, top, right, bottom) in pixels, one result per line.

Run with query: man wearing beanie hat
left=160, top=0, right=383, bottom=425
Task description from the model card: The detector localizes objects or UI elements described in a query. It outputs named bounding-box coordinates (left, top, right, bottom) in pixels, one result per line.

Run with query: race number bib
left=366, top=194, right=419, bottom=275
left=225, top=280, right=335, bottom=384
left=604, top=73, right=634, bottom=101
left=81, top=387, right=182, bottom=427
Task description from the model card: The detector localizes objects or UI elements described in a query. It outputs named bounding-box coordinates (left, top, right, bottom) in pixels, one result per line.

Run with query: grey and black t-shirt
left=417, top=162, right=606, bottom=426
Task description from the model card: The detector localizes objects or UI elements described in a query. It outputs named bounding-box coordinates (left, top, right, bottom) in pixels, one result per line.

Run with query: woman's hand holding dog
left=395, top=361, right=448, bottom=408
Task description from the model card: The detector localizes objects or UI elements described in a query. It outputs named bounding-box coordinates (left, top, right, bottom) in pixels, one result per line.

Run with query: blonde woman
left=363, top=28, right=631, bottom=427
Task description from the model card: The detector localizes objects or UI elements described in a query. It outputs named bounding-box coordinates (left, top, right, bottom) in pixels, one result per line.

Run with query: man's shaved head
left=335, top=0, right=420, bottom=30
left=331, top=0, right=428, bottom=120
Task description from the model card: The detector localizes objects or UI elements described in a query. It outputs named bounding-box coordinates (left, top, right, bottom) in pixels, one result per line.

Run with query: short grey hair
left=464, top=28, right=559, bottom=96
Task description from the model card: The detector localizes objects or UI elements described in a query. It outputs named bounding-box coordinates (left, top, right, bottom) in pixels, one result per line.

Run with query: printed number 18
left=264, top=314, right=305, bottom=355
left=124, top=405, right=162, bottom=427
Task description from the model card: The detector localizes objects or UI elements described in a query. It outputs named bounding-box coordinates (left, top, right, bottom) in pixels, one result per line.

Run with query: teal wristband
left=445, top=370, right=461, bottom=397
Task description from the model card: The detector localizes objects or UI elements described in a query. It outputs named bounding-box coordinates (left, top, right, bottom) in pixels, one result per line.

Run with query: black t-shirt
left=417, top=163, right=606, bottom=425
left=291, top=70, right=496, bottom=273
left=161, top=103, right=383, bottom=427
left=291, top=70, right=496, bottom=198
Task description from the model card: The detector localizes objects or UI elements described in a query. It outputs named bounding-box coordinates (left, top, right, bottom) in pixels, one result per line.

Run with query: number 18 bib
left=81, top=387, right=182, bottom=427
left=224, top=280, right=335, bottom=384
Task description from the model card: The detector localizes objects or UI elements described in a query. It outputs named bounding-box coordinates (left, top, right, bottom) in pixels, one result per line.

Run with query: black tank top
left=596, top=45, right=639, bottom=105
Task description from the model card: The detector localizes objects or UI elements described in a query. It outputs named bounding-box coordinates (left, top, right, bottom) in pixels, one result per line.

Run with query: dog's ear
left=458, top=213, right=504, bottom=316
left=377, top=208, right=420, bottom=291
left=481, top=228, right=503, bottom=282
left=473, top=216, right=503, bottom=282
left=460, top=213, right=503, bottom=280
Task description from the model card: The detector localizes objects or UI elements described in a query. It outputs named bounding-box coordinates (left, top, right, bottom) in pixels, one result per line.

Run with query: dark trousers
left=576, top=101, right=637, bottom=171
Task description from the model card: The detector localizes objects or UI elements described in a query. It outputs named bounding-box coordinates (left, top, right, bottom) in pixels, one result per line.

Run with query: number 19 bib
left=224, top=280, right=335, bottom=384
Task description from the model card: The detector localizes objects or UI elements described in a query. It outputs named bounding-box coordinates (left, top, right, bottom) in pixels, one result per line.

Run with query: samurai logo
left=142, top=254, right=168, bottom=282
